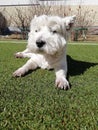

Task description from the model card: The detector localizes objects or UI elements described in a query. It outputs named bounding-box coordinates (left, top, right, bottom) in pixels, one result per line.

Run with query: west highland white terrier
left=13, top=15, right=76, bottom=90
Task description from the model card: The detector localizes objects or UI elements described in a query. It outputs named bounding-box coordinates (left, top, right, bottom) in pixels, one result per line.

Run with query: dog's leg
left=15, top=48, right=32, bottom=58
left=55, top=67, right=70, bottom=90
left=13, top=58, right=38, bottom=77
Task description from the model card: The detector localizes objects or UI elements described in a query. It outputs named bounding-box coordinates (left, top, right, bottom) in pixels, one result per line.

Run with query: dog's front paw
left=56, top=77, right=70, bottom=90
left=13, top=68, right=25, bottom=77
left=14, top=52, right=24, bottom=58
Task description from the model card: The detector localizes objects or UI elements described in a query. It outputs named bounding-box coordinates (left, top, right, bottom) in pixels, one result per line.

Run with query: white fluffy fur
left=13, top=15, right=76, bottom=90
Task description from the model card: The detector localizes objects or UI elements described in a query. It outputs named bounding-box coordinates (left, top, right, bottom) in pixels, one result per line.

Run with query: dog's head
left=28, top=15, right=76, bottom=55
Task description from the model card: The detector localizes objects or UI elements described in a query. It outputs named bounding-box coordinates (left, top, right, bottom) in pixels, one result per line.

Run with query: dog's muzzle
left=36, top=40, right=46, bottom=48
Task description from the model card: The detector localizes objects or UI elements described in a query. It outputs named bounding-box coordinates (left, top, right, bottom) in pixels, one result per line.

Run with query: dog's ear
left=34, top=15, right=37, bottom=19
left=63, top=15, right=76, bottom=30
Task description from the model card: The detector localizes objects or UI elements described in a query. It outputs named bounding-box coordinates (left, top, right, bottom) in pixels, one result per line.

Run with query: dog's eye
left=52, top=30, right=57, bottom=34
left=35, top=28, right=40, bottom=32
left=35, top=30, right=38, bottom=32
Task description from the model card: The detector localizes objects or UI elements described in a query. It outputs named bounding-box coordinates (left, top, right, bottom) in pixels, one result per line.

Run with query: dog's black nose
left=36, top=40, right=46, bottom=48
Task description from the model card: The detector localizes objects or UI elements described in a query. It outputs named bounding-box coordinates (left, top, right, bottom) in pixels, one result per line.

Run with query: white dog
left=13, top=15, right=76, bottom=90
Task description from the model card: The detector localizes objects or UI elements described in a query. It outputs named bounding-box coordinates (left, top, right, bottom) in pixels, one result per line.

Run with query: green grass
left=0, top=41, right=98, bottom=130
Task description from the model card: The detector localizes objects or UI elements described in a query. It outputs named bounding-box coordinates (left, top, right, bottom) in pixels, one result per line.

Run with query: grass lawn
left=0, top=41, right=98, bottom=130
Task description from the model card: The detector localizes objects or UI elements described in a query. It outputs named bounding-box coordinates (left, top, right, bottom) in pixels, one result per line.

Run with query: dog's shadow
left=24, top=55, right=98, bottom=78
left=67, top=55, right=98, bottom=76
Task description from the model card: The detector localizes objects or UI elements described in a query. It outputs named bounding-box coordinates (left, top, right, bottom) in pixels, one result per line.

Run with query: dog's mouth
left=36, top=47, right=45, bottom=54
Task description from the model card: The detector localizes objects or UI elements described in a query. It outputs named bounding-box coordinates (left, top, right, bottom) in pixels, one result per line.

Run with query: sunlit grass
left=0, top=42, right=98, bottom=130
